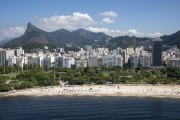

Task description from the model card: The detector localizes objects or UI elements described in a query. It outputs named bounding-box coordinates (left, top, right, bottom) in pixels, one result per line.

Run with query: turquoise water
left=0, top=96, right=180, bottom=120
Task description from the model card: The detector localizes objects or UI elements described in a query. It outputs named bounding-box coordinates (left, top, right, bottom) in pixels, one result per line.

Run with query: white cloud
left=87, top=27, right=163, bottom=38
left=0, top=12, right=163, bottom=40
left=38, top=12, right=96, bottom=31
left=102, top=18, right=114, bottom=24
left=127, top=29, right=163, bottom=37
left=100, top=11, right=117, bottom=17
left=0, top=26, right=25, bottom=40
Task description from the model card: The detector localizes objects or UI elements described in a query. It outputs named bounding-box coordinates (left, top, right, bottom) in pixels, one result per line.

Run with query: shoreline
left=1, top=84, right=180, bottom=98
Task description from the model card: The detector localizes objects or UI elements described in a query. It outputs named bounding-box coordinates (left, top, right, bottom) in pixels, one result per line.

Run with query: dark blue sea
left=0, top=96, right=180, bottom=120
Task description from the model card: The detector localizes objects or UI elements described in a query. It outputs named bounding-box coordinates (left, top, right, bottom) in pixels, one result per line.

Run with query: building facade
left=152, top=38, right=162, bottom=66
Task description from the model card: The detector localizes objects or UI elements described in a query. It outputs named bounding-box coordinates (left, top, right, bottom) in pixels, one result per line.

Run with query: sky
left=0, top=0, right=180, bottom=40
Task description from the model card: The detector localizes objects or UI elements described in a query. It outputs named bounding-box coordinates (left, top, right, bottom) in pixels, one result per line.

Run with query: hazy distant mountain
left=161, top=31, right=180, bottom=48
left=96, top=31, right=180, bottom=50
left=94, top=35, right=151, bottom=50
left=2, top=22, right=180, bottom=50
left=3, top=22, right=112, bottom=50
left=0, top=37, right=16, bottom=46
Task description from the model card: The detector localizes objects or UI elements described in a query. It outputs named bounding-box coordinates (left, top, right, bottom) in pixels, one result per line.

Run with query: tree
left=20, top=81, right=34, bottom=89
left=0, top=84, right=11, bottom=92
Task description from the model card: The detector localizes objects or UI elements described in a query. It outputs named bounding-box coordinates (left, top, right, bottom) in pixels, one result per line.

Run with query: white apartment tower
left=89, top=56, right=98, bottom=67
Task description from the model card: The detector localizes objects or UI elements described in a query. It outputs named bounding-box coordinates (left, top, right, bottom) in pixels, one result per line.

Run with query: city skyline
left=0, top=0, right=180, bottom=40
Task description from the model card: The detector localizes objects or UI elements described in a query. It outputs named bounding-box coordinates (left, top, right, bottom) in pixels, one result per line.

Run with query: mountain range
left=1, top=22, right=180, bottom=51
left=161, top=31, right=180, bottom=47
left=2, top=22, right=112, bottom=51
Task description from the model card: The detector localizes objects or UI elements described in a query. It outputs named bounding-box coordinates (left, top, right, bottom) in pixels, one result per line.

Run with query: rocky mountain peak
left=25, top=22, right=38, bottom=33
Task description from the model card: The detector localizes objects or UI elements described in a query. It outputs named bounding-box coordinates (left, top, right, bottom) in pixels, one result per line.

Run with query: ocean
left=0, top=96, right=180, bottom=120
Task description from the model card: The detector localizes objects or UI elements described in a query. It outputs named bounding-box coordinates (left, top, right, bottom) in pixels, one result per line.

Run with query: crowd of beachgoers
left=1, top=84, right=180, bottom=98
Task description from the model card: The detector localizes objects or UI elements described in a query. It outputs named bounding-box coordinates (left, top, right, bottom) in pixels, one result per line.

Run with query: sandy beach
left=0, top=84, right=180, bottom=98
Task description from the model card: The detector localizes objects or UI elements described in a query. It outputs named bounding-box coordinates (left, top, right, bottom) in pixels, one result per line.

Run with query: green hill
left=3, top=22, right=112, bottom=51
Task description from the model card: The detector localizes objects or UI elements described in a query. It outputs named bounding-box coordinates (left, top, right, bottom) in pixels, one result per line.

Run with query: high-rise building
left=43, top=56, right=55, bottom=67
left=123, top=50, right=130, bottom=63
left=7, top=56, right=17, bottom=66
left=126, top=47, right=134, bottom=55
left=116, top=47, right=122, bottom=55
left=63, top=57, right=75, bottom=68
left=89, top=56, right=97, bottom=67
left=102, top=54, right=113, bottom=67
left=14, top=47, right=24, bottom=57
left=0, top=49, right=6, bottom=66
left=75, top=60, right=87, bottom=68
left=135, top=46, right=143, bottom=54
left=139, top=54, right=151, bottom=67
left=37, top=56, right=44, bottom=67
left=152, top=38, right=162, bottom=66
left=114, top=55, right=123, bottom=67
left=0, top=48, right=14, bottom=66
left=129, top=54, right=139, bottom=68
left=167, top=58, right=180, bottom=67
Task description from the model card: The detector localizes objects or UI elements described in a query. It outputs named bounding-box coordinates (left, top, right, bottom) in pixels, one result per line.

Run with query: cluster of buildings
left=127, top=38, right=180, bottom=67
left=0, top=46, right=123, bottom=69
left=163, top=46, right=180, bottom=67
left=124, top=46, right=151, bottom=68
left=0, top=38, right=179, bottom=69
